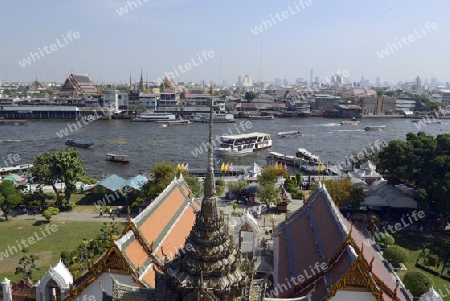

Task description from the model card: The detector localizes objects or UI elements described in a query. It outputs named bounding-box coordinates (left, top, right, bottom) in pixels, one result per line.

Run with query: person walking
left=99, top=209, right=103, bottom=218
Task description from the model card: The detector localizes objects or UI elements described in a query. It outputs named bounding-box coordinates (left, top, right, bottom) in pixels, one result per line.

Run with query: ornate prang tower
left=139, top=67, right=144, bottom=92
left=161, top=86, right=247, bottom=301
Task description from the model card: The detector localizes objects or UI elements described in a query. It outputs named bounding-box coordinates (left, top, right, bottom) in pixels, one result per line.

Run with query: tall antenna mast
left=220, top=50, right=223, bottom=87
left=260, top=40, right=263, bottom=83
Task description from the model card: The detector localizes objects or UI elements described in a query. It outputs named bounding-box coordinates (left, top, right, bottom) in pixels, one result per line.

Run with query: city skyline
left=1, top=0, right=449, bottom=85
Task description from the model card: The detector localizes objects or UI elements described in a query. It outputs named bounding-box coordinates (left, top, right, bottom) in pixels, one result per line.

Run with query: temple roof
left=59, top=73, right=98, bottom=96
left=273, top=182, right=408, bottom=301
left=115, top=175, right=200, bottom=288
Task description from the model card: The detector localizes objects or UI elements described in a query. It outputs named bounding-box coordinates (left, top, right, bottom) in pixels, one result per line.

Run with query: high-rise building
left=310, top=68, right=314, bottom=84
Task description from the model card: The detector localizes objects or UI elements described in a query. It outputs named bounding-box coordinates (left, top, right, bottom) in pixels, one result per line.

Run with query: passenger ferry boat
left=0, top=164, right=33, bottom=177
left=295, top=148, right=321, bottom=165
left=215, top=132, right=272, bottom=156
left=105, top=154, right=130, bottom=163
left=132, top=112, right=176, bottom=122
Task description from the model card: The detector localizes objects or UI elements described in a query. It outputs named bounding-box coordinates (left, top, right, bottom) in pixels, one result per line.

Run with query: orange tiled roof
left=115, top=175, right=198, bottom=288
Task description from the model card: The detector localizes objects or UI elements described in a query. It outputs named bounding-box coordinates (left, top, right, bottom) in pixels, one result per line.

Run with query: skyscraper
left=310, top=68, right=314, bottom=84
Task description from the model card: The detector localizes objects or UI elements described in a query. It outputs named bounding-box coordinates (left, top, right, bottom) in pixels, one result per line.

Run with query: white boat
left=340, top=120, right=360, bottom=126
left=189, top=114, right=207, bottom=123
left=364, top=125, right=386, bottom=131
left=215, top=132, right=272, bottom=156
left=190, top=113, right=234, bottom=123
left=277, top=131, right=302, bottom=138
left=132, top=112, right=176, bottom=122
left=295, top=148, right=321, bottom=165
left=267, top=152, right=302, bottom=166
left=0, top=164, right=33, bottom=178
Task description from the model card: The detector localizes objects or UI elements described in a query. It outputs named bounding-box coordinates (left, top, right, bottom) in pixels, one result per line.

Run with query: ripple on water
left=1, top=118, right=446, bottom=179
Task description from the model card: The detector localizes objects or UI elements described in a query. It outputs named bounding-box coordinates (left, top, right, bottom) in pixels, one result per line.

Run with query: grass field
left=0, top=219, right=125, bottom=282
left=393, top=232, right=450, bottom=300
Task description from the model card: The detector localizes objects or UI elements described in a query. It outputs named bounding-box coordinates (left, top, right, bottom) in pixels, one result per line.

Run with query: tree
left=31, top=148, right=86, bottom=207
left=227, top=180, right=248, bottom=199
left=15, top=252, right=40, bottom=283
left=140, top=162, right=202, bottom=202
left=257, top=182, right=281, bottom=208
left=323, top=178, right=353, bottom=206
left=43, top=206, right=59, bottom=222
left=258, top=166, right=289, bottom=186
left=257, top=167, right=289, bottom=208
left=378, top=133, right=450, bottom=217
left=377, top=90, right=384, bottom=97
left=244, top=91, right=257, bottom=101
left=403, top=271, right=431, bottom=296
left=183, top=173, right=202, bottom=197
left=215, top=179, right=226, bottom=196
left=0, top=180, right=23, bottom=221
left=383, top=245, right=409, bottom=264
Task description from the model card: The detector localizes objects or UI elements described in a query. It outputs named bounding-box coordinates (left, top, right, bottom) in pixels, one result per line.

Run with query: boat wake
left=0, top=139, right=22, bottom=142
left=321, top=123, right=340, bottom=127
left=333, top=129, right=365, bottom=132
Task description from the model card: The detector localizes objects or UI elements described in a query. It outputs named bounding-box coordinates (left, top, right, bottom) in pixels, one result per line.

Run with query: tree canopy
left=244, top=91, right=257, bottom=101
left=140, top=162, right=202, bottom=202
left=403, top=271, right=431, bottom=296
left=257, top=166, right=289, bottom=207
left=31, top=148, right=86, bottom=207
left=378, top=132, right=450, bottom=215
left=0, top=180, right=23, bottom=221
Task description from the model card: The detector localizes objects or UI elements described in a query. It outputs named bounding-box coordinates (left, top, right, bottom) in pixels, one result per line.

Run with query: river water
left=0, top=117, right=447, bottom=180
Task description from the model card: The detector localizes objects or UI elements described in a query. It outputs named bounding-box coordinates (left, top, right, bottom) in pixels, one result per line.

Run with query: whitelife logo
left=376, top=22, right=438, bottom=58
left=250, top=0, right=312, bottom=35
left=18, top=31, right=80, bottom=68
left=0, top=224, right=58, bottom=261
left=115, top=0, right=148, bottom=16
left=156, top=50, right=215, bottom=84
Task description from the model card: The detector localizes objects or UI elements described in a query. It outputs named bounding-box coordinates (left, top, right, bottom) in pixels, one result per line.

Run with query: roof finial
left=204, top=84, right=215, bottom=198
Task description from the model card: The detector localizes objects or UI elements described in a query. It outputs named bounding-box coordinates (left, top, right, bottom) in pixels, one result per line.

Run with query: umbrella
left=2, top=174, right=21, bottom=181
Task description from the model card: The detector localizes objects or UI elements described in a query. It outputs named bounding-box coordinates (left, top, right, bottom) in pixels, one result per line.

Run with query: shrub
left=403, top=271, right=431, bottom=296
left=295, top=172, right=302, bottom=185
left=61, top=251, right=71, bottom=265
left=428, top=254, right=439, bottom=267
left=383, top=245, right=408, bottom=264
left=370, top=214, right=380, bottom=224
left=376, top=233, right=395, bottom=246
left=215, top=179, right=226, bottom=196
left=43, top=206, right=59, bottom=222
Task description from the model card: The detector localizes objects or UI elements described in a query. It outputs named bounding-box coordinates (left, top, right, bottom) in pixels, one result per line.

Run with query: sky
left=1, top=0, right=449, bottom=86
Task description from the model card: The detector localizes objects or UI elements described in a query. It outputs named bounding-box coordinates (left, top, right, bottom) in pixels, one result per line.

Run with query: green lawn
left=393, top=232, right=450, bottom=300
left=0, top=219, right=125, bottom=283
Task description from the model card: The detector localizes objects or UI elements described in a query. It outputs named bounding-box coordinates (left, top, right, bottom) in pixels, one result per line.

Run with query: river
left=0, top=117, right=447, bottom=180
